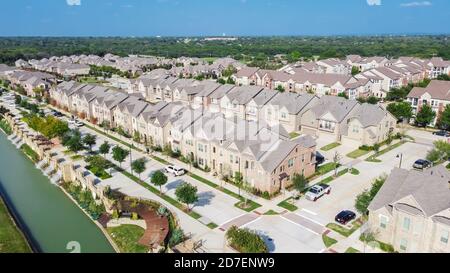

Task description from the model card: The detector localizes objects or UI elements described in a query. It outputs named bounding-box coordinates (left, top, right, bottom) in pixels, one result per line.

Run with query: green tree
left=366, top=96, right=379, bottom=105
left=427, top=149, right=442, bottom=163
left=99, top=141, right=111, bottom=158
left=439, top=105, right=450, bottom=130
left=175, top=182, right=199, bottom=211
left=292, top=174, right=308, bottom=198
left=338, top=92, right=349, bottom=99
left=351, top=66, right=360, bottom=76
left=288, top=51, right=301, bottom=63
left=112, top=146, right=129, bottom=168
left=131, top=158, right=146, bottom=180
left=83, top=133, right=97, bottom=152
left=387, top=102, right=413, bottom=121
left=151, top=170, right=168, bottom=194
left=276, top=85, right=285, bottom=92
left=64, top=129, right=84, bottom=153
left=355, top=176, right=386, bottom=215
left=415, top=104, right=436, bottom=127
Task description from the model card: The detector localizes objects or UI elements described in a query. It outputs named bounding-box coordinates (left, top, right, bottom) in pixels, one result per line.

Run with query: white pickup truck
left=305, top=184, right=331, bottom=202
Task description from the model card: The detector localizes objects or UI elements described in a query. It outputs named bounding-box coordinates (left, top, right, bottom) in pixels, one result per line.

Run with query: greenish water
left=0, top=133, right=115, bottom=253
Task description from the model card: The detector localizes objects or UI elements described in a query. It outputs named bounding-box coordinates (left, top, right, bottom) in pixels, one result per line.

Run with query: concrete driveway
left=294, top=141, right=432, bottom=226
left=315, top=135, right=358, bottom=164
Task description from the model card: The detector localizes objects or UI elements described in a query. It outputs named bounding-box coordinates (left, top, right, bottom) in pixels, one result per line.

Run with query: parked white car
left=68, top=119, right=84, bottom=127
left=165, top=165, right=186, bottom=176
left=305, top=184, right=331, bottom=202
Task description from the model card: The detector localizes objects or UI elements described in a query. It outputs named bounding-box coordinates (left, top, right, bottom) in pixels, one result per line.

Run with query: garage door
left=302, top=127, right=318, bottom=137
left=341, top=136, right=362, bottom=148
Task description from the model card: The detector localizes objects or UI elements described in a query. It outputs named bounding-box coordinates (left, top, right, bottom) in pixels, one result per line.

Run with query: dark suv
left=335, top=210, right=356, bottom=225
left=413, top=159, right=432, bottom=170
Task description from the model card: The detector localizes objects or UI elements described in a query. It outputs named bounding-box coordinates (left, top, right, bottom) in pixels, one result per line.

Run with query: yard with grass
left=347, top=149, right=370, bottom=159
left=107, top=224, right=149, bottom=253
left=345, top=247, right=360, bottom=253
left=289, top=132, right=301, bottom=139
left=322, top=234, right=338, bottom=248
left=320, top=142, right=341, bottom=151
left=366, top=141, right=406, bottom=163
left=0, top=197, right=32, bottom=253
left=277, top=198, right=298, bottom=212
left=326, top=218, right=363, bottom=238
left=264, top=210, right=279, bottom=215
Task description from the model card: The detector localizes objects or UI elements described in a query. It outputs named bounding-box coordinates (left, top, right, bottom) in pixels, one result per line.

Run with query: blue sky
left=1, top=0, right=449, bottom=36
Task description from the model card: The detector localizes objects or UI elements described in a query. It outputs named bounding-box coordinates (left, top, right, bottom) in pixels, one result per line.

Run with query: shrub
left=168, top=228, right=185, bottom=247
left=131, top=212, right=139, bottom=220
left=112, top=209, right=120, bottom=219
left=226, top=226, right=268, bottom=253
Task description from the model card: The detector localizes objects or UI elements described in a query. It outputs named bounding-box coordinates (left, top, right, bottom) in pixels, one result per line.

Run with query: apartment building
left=368, top=166, right=450, bottom=253
left=407, top=80, right=450, bottom=126
left=169, top=111, right=317, bottom=194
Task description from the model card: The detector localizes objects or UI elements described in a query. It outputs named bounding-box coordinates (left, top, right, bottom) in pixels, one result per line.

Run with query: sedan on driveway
left=335, top=210, right=356, bottom=225
left=413, top=159, right=432, bottom=170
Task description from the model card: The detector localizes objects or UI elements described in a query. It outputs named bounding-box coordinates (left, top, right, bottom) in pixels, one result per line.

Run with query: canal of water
left=0, top=132, right=115, bottom=253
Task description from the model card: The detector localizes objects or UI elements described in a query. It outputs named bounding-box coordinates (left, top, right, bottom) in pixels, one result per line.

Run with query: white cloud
left=367, top=0, right=381, bottom=6
left=66, top=0, right=81, bottom=6
left=400, top=1, right=432, bottom=7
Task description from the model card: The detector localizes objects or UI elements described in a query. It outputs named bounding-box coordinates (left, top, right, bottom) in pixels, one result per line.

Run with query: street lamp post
left=397, top=153, right=403, bottom=169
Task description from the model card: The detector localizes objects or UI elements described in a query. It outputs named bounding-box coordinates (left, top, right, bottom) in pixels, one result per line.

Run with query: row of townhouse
left=7, top=70, right=57, bottom=97
left=133, top=75, right=397, bottom=147
left=17, top=58, right=90, bottom=77
left=50, top=80, right=317, bottom=195
left=406, top=80, right=450, bottom=126
left=368, top=165, right=450, bottom=253
left=169, top=57, right=246, bottom=79
left=232, top=68, right=357, bottom=96
left=168, top=111, right=317, bottom=194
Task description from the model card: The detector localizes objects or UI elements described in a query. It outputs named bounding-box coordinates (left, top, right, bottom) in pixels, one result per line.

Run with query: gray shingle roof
left=369, top=166, right=450, bottom=217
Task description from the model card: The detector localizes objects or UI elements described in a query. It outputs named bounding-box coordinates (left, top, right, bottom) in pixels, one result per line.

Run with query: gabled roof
left=407, top=80, right=450, bottom=101
left=369, top=166, right=450, bottom=218
left=268, top=92, right=317, bottom=115
left=226, top=86, right=264, bottom=105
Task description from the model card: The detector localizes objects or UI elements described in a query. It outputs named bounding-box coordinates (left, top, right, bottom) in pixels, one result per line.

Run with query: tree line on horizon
left=0, top=36, right=449, bottom=66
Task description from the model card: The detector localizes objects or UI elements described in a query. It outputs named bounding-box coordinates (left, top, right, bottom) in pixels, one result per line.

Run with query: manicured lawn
left=0, top=198, right=32, bottom=253
left=366, top=141, right=406, bottom=163
left=234, top=200, right=261, bottom=212
left=264, top=210, right=279, bottom=215
left=345, top=247, right=360, bottom=253
left=322, top=234, right=338, bottom=248
left=351, top=168, right=360, bottom=175
left=320, top=142, right=341, bottom=151
left=326, top=219, right=363, bottom=238
left=360, top=235, right=396, bottom=253
left=207, top=223, right=218, bottom=229
left=86, top=165, right=112, bottom=180
left=151, top=155, right=170, bottom=165
left=289, top=132, right=301, bottom=139
left=20, top=144, right=39, bottom=163
left=315, top=162, right=339, bottom=177
left=347, top=149, right=370, bottom=159
left=277, top=198, right=298, bottom=212
left=107, top=224, right=149, bottom=253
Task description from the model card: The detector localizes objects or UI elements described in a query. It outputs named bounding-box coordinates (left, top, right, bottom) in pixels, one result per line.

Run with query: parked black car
left=432, top=130, right=450, bottom=137
left=335, top=210, right=356, bottom=225
left=413, top=159, right=432, bottom=170
left=51, top=110, right=63, bottom=117
left=315, top=152, right=325, bottom=166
